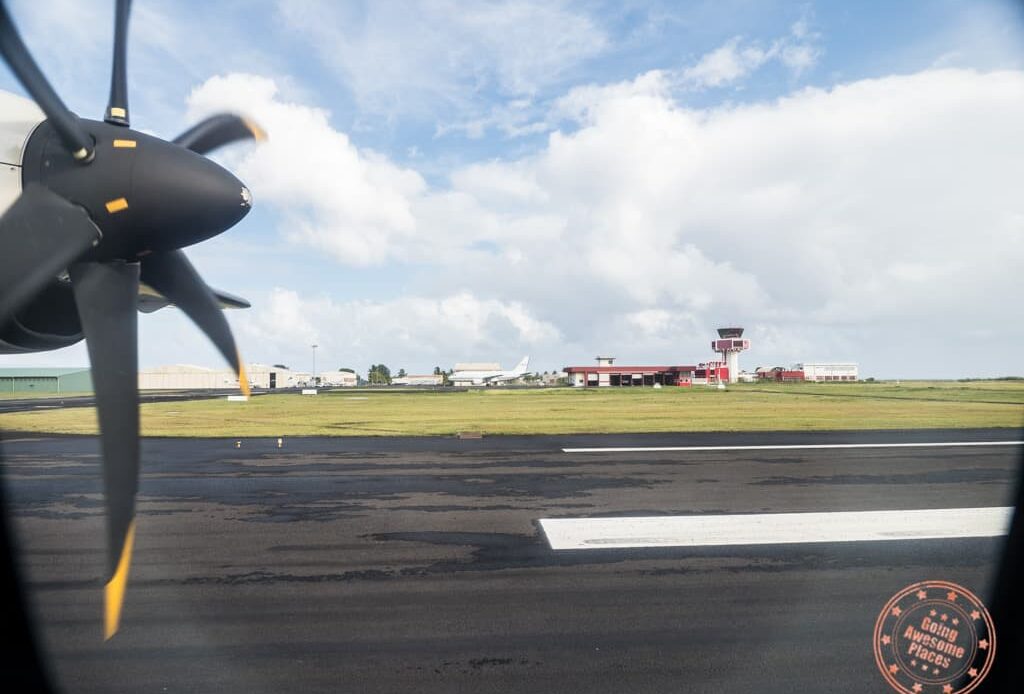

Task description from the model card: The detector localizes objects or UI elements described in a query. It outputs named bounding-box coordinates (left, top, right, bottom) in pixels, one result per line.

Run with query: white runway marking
left=562, top=441, right=1024, bottom=453
left=539, top=507, right=1014, bottom=550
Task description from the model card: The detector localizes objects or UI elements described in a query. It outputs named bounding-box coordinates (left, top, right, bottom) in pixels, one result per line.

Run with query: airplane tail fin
left=513, top=356, right=530, bottom=374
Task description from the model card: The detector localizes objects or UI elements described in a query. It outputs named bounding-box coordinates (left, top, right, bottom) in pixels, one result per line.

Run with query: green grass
left=0, top=381, right=1021, bottom=437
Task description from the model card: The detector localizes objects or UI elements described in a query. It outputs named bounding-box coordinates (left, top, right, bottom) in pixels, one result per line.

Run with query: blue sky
left=2, top=0, right=1024, bottom=378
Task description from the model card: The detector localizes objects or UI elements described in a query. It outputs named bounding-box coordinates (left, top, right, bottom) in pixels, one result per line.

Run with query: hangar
left=798, top=363, right=859, bottom=382
left=0, top=367, right=93, bottom=394
left=137, top=364, right=240, bottom=391
left=137, top=363, right=311, bottom=391
left=136, top=363, right=357, bottom=390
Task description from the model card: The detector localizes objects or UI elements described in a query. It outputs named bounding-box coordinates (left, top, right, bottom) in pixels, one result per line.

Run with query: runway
left=1, top=428, right=1020, bottom=693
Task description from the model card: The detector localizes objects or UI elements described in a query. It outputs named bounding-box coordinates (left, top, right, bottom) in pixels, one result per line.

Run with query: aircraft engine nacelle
left=0, top=278, right=83, bottom=354
left=0, top=92, right=82, bottom=354
left=1, top=90, right=44, bottom=216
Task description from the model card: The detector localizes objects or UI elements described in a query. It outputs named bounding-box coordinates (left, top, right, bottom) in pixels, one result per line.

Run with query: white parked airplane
left=451, top=357, right=530, bottom=386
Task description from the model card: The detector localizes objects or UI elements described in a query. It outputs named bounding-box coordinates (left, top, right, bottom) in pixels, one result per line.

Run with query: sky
left=2, top=0, right=1023, bottom=379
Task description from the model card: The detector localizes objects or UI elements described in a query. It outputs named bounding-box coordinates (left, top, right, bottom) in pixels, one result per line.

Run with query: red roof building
left=563, top=357, right=729, bottom=387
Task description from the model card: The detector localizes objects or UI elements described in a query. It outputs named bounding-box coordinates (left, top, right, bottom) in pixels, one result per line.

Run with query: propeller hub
left=22, top=118, right=252, bottom=259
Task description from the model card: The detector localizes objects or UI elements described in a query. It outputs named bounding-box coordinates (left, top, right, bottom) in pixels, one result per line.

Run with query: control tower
left=712, top=327, right=750, bottom=384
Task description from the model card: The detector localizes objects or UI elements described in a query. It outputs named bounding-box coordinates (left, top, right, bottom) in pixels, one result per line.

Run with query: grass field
left=0, top=381, right=1021, bottom=437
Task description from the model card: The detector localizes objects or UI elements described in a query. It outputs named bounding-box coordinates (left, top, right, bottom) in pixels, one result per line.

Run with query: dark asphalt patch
left=371, top=530, right=1003, bottom=576
left=7, top=462, right=664, bottom=522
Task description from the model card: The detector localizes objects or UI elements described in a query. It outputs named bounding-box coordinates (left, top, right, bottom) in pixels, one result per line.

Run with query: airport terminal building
left=563, top=357, right=729, bottom=387
left=562, top=327, right=856, bottom=387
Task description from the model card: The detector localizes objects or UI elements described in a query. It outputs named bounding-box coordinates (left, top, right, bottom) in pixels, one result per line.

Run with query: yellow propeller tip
left=237, top=354, right=251, bottom=397
left=104, top=520, right=136, bottom=640
left=241, top=116, right=267, bottom=142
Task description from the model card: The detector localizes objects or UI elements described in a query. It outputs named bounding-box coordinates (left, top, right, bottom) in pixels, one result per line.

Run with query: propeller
left=174, top=112, right=266, bottom=154
left=0, top=0, right=264, bottom=638
left=105, top=0, right=131, bottom=126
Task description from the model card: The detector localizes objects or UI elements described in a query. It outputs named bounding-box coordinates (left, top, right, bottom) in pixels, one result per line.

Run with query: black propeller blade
left=68, top=261, right=140, bottom=640
left=173, top=113, right=267, bottom=155
left=140, top=251, right=250, bottom=396
left=0, top=185, right=101, bottom=319
left=0, top=1, right=265, bottom=639
left=0, top=2, right=93, bottom=161
left=105, top=0, right=132, bottom=126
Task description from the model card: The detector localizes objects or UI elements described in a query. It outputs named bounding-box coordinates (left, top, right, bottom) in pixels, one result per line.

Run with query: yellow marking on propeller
left=113, top=139, right=137, bottom=148
left=104, top=520, right=136, bottom=640
left=241, top=116, right=268, bottom=142
left=105, top=198, right=129, bottom=213
left=110, top=107, right=127, bottom=118
left=72, top=147, right=90, bottom=161
left=238, top=353, right=251, bottom=397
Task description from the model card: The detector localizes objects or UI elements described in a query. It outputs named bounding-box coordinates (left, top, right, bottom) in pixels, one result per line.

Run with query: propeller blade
left=68, top=260, right=141, bottom=640
left=137, top=285, right=251, bottom=314
left=140, top=250, right=250, bottom=396
left=211, top=287, right=251, bottom=310
left=0, top=185, right=101, bottom=320
left=173, top=113, right=266, bottom=155
left=104, top=0, right=132, bottom=126
left=0, top=3, right=93, bottom=161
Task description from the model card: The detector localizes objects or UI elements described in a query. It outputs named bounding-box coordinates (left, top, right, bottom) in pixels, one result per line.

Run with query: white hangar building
left=796, top=363, right=859, bottom=382
left=137, top=363, right=349, bottom=390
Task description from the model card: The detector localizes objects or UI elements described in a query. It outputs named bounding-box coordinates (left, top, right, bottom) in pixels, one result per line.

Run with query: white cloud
left=239, top=288, right=560, bottom=372
left=187, top=67, right=1024, bottom=377
left=276, top=0, right=607, bottom=119
left=446, top=68, right=1024, bottom=375
left=679, top=23, right=822, bottom=89
left=681, top=37, right=773, bottom=88
left=186, top=74, right=427, bottom=265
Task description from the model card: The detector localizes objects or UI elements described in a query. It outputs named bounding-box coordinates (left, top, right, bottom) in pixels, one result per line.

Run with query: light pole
left=311, top=344, right=318, bottom=387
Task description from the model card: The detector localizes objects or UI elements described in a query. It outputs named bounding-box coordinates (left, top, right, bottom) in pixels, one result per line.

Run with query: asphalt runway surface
left=1, top=428, right=1021, bottom=693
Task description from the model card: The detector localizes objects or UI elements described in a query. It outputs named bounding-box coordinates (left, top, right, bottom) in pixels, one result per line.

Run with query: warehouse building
left=137, top=364, right=358, bottom=390
left=137, top=363, right=327, bottom=390
left=0, top=367, right=92, bottom=394
left=137, top=364, right=234, bottom=390
left=797, top=363, right=859, bottom=382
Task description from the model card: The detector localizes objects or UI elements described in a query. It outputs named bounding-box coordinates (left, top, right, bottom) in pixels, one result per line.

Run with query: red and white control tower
left=712, top=327, right=749, bottom=384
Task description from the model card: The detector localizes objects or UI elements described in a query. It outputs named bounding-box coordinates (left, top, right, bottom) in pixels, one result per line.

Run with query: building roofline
left=563, top=365, right=700, bottom=373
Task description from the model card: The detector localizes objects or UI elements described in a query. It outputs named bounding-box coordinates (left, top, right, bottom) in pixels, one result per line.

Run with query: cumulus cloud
left=186, top=74, right=427, bottom=265
left=186, top=67, right=1024, bottom=377
left=239, top=288, right=561, bottom=372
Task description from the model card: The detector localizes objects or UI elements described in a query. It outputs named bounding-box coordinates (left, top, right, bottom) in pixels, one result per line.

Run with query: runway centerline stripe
left=539, top=507, right=1014, bottom=550
left=562, top=441, right=1024, bottom=453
